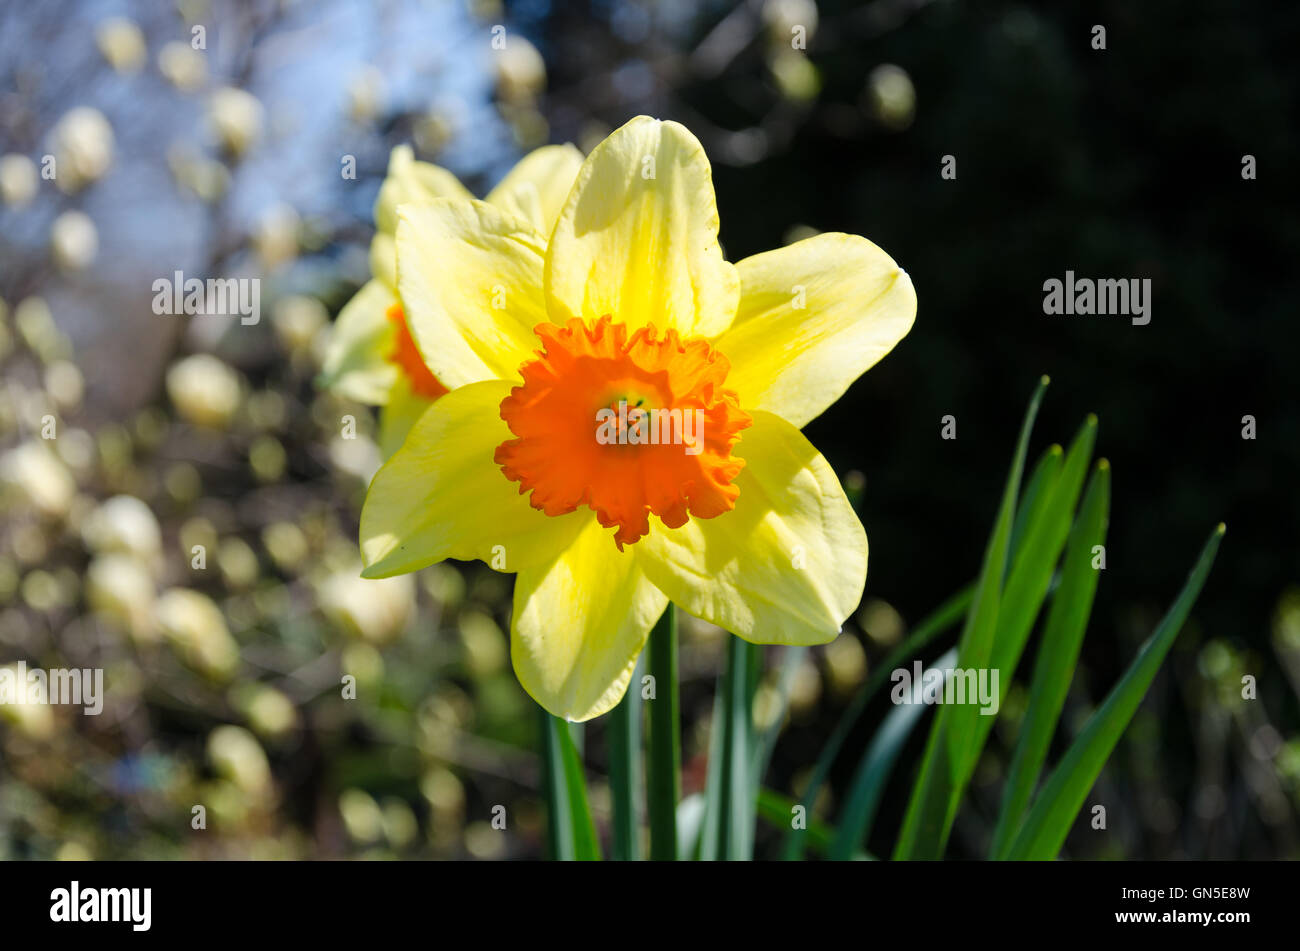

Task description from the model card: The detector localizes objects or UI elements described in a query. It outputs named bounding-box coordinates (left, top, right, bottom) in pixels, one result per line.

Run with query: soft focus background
left=1, top=0, right=1296, bottom=860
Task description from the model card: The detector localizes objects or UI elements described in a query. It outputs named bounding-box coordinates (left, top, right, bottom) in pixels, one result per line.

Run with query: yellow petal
left=638, top=410, right=866, bottom=645
left=373, top=145, right=471, bottom=235
left=369, top=232, right=396, bottom=289
left=545, top=116, right=739, bottom=338
left=376, top=376, right=431, bottom=459
left=396, top=199, right=549, bottom=389
left=717, top=233, right=916, bottom=428
left=318, top=279, right=398, bottom=404
left=360, top=380, right=584, bottom=578
left=512, top=518, right=667, bottom=721
left=485, top=143, right=584, bottom=237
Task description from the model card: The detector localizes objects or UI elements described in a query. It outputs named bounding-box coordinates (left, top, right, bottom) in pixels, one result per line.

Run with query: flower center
left=385, top=303, right=448, bottom=401
left=495, top=315, right=752, bottom=549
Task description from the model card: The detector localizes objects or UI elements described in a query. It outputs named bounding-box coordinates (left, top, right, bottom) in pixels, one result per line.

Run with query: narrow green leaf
left=779, top=583, right=973, bottom=860
left=646, top=605, right=680, bottom=860
left=558, top=720, right=601, bottom=860
left=699, top=636, right=759, bottom=860
left=990, top=461, right=1109, bottom=858
left=1009, top=443, right=1064, bottom=564
left=1005, top=523, right=1225, bottom=860
left=830, top=648, right=958, bottom=859
left=541, top=709, right=601, bottom=860
left=893, top=376, right=1049, bottom=860
left=607, top=656, right=641, bottom=860
left=696, top=685, right=724, bottom=861
left=758, top=789, right=874, bottom=860
left=780, top=430, right=1065, bottom=861
left=967, top=416, right=1098, bottom=778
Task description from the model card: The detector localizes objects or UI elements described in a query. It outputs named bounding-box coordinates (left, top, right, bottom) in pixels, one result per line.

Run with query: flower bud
left=96, top=17, right=147, bottom=74
left=318, top=570, right=414, bottom=645
left=0, top=154, right=38, bottom=207
left=166, top=353, right=242, bottom=429
left=156, top=588, right=240, bottom=680
left=51, top=107, right=114, bottom=192
left=209, top=87, right=264, bottom=157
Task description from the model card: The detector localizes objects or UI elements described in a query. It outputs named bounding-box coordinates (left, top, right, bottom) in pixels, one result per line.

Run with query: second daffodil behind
left=360, top=116, right=916, bottom=721
left=319, top=142, right=584, bottom=456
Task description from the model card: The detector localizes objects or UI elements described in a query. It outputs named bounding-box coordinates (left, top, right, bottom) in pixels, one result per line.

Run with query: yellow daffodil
left=360, top=116, right=915, bottom=721
left=320, top=143, right=584, bottom=454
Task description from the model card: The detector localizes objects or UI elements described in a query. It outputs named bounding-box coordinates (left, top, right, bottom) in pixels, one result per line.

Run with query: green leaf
left=758, top=789, right=873, bottom=859
left=830, top=648, right=958, bottom=859
left=775, top=403, right=1064, bottom=861
left=779, top=583, right=973, bottom=860
left=645, top=605, right=680, bottom=860
left=700, top=636, right=759, bottom=860
left=968, top=416, right=1098, bottom=780
left=893, top=375, right=1049, bottom=860
left=1004, top=523, right=1225, bottom=860
left=696, top=685, right=724, bottom=861
left=541, top=708, right=601, bottom=860
left=1009, top=442, right=1064, bottom=562
left=990, top=460, right=1109, bottom=858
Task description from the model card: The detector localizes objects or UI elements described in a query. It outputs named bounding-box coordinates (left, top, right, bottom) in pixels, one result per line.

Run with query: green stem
left=540, top=705, right=573, bottom=860
left=540, top=706, right=601, bottom=860
left=646, top=604, right=679, bottom=860
left=717, top=634, right=757, bottom=860
left=607, top=657, right=641, bottom=860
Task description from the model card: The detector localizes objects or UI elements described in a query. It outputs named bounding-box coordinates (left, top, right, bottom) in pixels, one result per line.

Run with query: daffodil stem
left=716, top=634, right=758, bottom=860
left=607, top=657, right=641, bottom=860
left=540, top=707, right=601, bottom=861
left=540, top=706, right=573, bottom=861
left=646, top=604, right=679, bottom=860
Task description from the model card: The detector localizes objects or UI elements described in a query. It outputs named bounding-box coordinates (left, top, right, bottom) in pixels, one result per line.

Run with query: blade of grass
left=830, top=647, right=958, bottom=858
left=607, top=656, right=641, bottom=860
left=990, top=460, right=1109, bottom=858
left=541, top=708, right=601, bottom=860
left=893, top=375, right=1049, bottom=860
left=646, top=605, right=679, bottom=860
left=1005, top=523, right=1225, bottom=860
left=779, top=582, right=973, bottom=860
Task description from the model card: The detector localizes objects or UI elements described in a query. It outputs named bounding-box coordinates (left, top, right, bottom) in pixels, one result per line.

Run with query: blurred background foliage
left=0, top=0, right=1296, bottom=859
